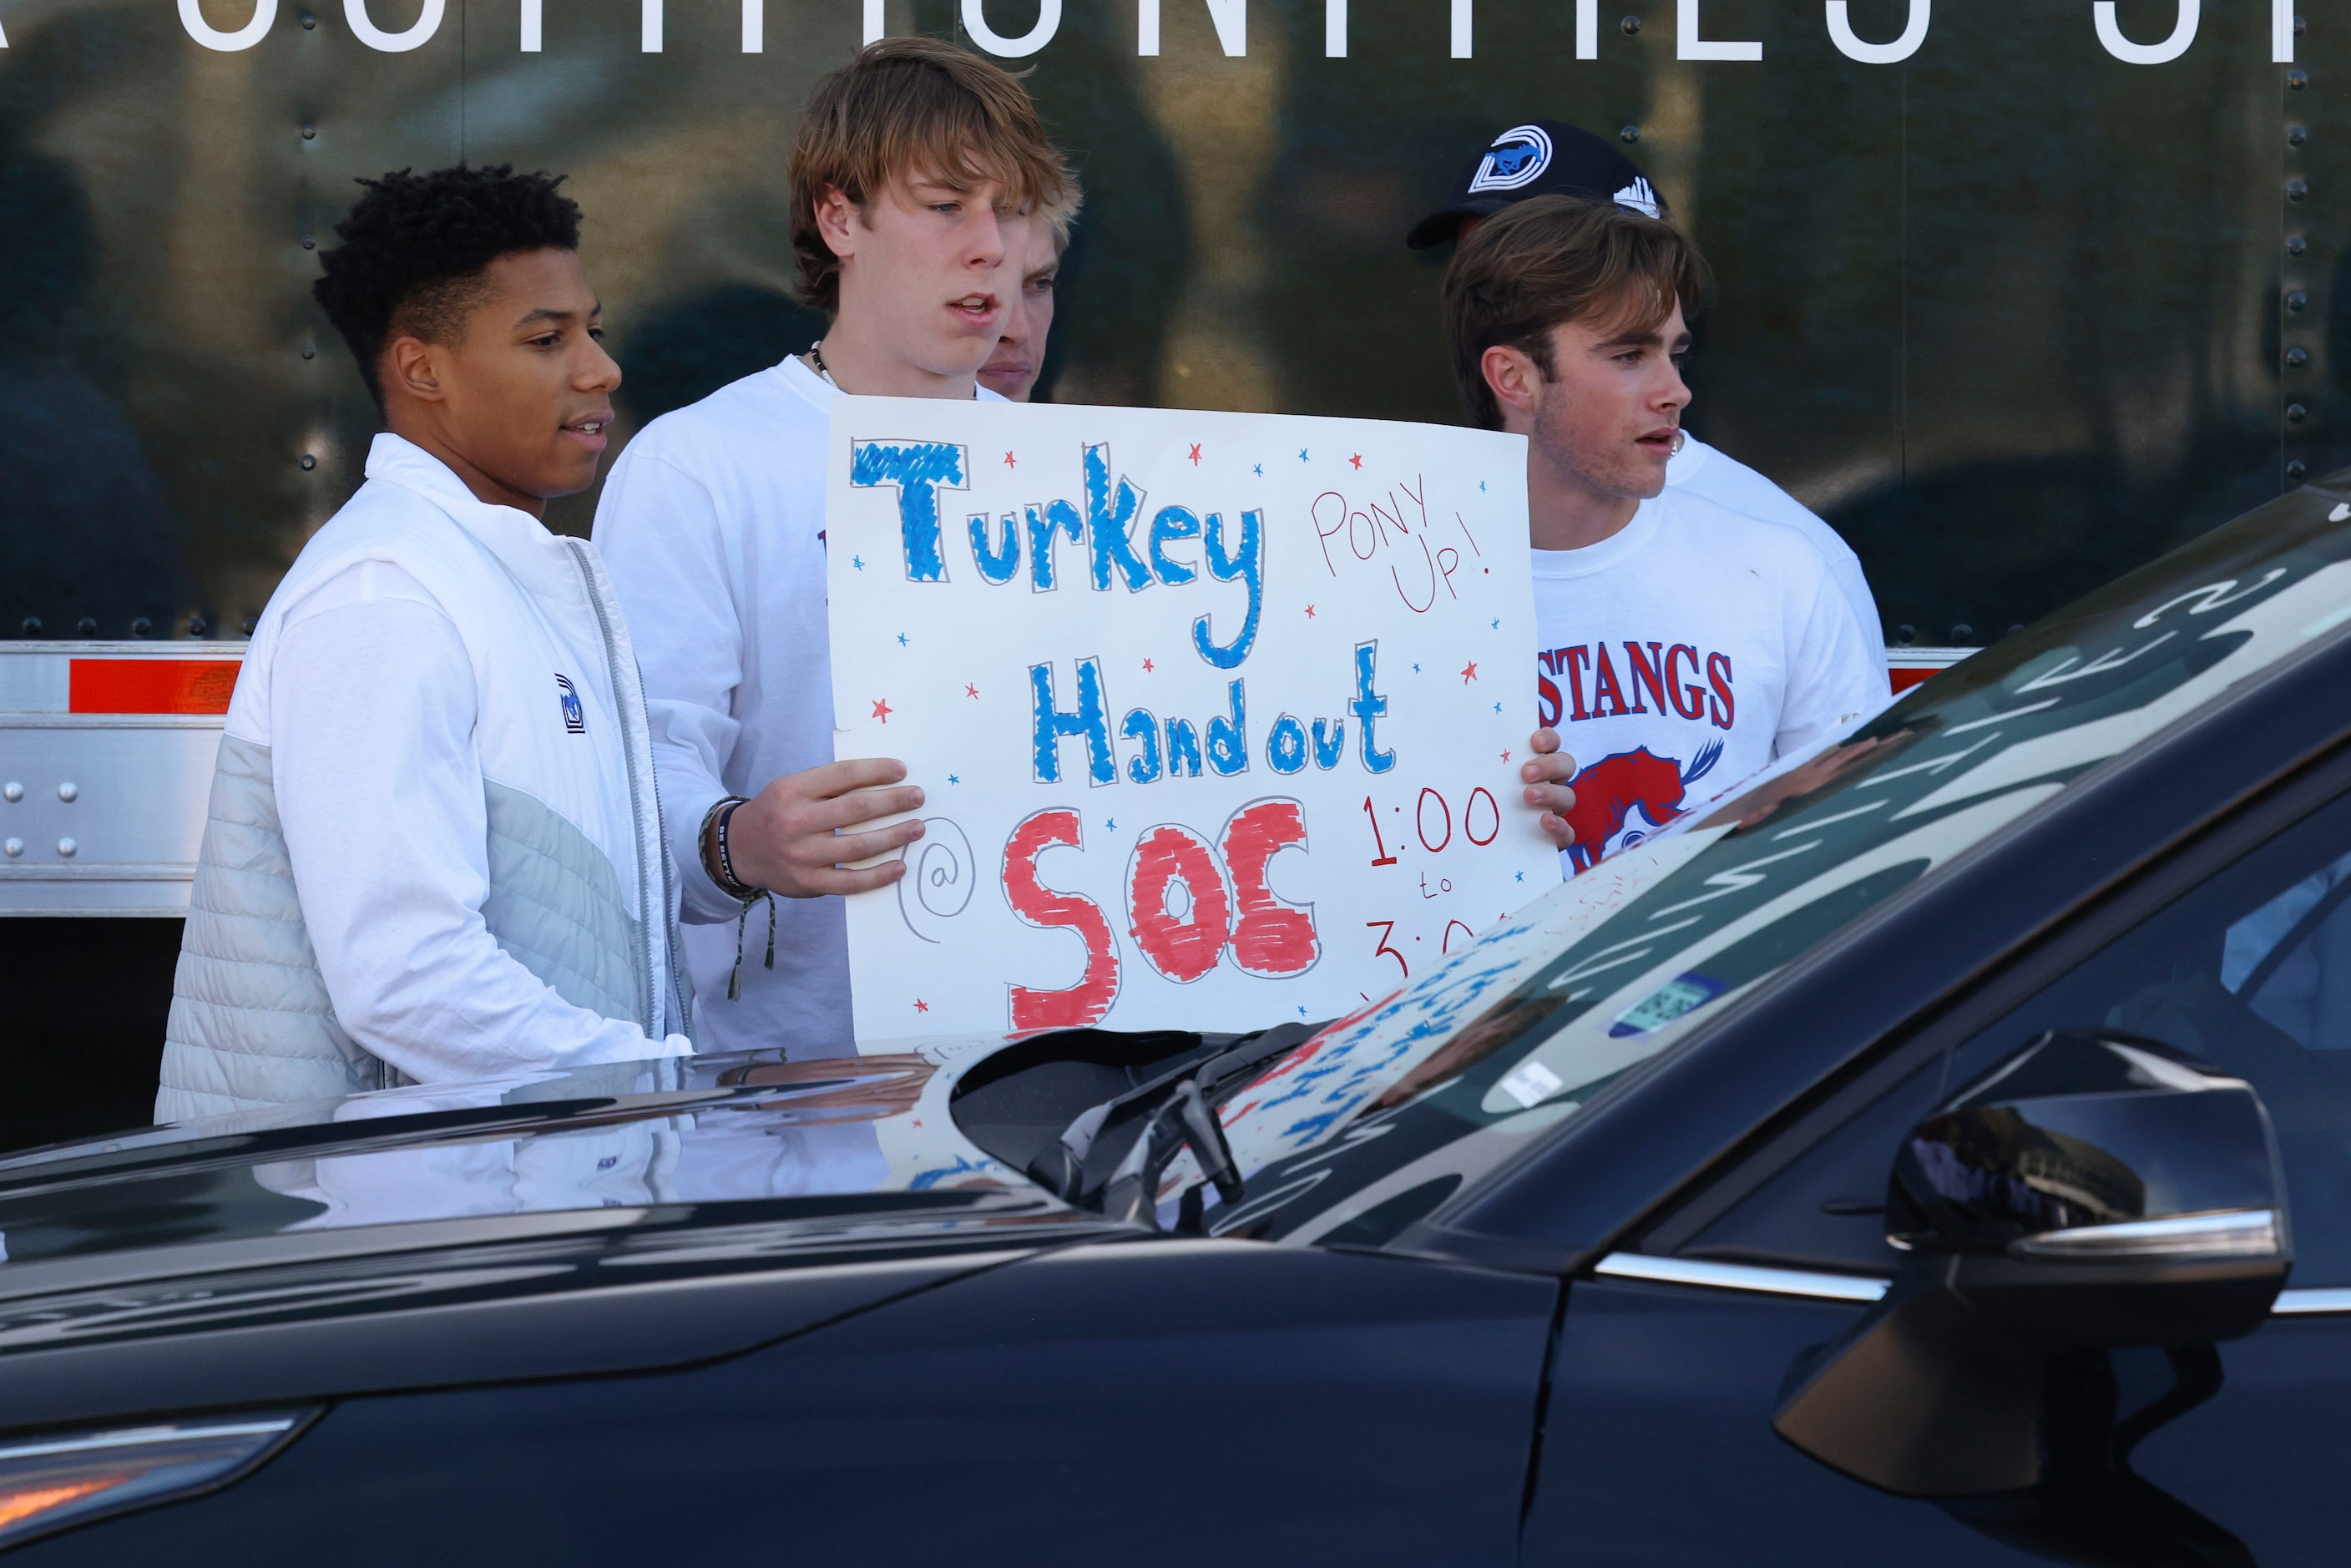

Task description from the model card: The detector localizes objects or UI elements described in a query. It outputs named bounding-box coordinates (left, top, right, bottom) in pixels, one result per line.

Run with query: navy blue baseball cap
left=1405, top=119, right=1667, bottom=249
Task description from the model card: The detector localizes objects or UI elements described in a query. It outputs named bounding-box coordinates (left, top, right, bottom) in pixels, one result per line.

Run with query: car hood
left=0, top=1044, right=1089, bottom=1269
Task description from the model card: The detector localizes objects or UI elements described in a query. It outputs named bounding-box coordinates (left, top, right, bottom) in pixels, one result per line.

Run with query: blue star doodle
left=1492, top=701, right=1503, bottom=714
left=1298, top=448, right=1309, bottom=461
left=1490, top=618, right=1500, bottom=630
left=1479, top=480, right=1487, bottom=492
left=852, top=555, right=865, bottom=570
left=1253, top=464, right=1263, bottom=477
left=1413, top=662, right=1422, bottom=674
left=896, top=633, right=909, bottom=646
left=1515, top=871, right=1525, bottom=883
left=947, top=774, right=960, bottom=785
left=1105, top=818, right=1117, bottom=832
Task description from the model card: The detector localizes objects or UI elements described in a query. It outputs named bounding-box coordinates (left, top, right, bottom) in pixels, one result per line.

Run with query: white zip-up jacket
left=157, top=436, right=691, bottom=1123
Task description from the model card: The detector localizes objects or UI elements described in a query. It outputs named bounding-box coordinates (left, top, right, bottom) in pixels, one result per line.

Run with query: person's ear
left=383, top=335, right=448, bottom=405
left=815, top=185, right=862, bottom=262
left=1481, top=344, right=1544, bottom=422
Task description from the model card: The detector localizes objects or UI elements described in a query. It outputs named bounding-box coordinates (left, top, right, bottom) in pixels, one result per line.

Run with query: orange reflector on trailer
left=68, top=660, right=241, bottom=715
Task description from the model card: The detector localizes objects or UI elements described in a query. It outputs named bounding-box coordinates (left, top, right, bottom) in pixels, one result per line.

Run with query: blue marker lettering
left=1193, top=509, right=1263, bottom=669
left=1207, top=679, right=1249, bottom=776
left=850, top=440, right=967, bottom=584
left=1311, top=717, right=1347, bottom=770
left=1267, top=714, right=1307, bottom=775
left=1027, top=500, right=1083, bottom=591
left=1148, top=505, right=1201, bottom=585
left=1084, top=443, right=1155, bottom=593
left=1165, top=717, right=1204, bottom=778
left=1352, top=641, right=1395, bottom=774
left=969, top=512, right=1019, bottom=584
left=1030, top=658, right=1115, bottom=786
left=1121, top=708, right=1163, bottom=783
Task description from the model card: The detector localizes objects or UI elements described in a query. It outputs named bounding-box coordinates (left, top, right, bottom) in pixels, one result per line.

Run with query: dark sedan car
left=4, top=478, right=2351, bottom=1565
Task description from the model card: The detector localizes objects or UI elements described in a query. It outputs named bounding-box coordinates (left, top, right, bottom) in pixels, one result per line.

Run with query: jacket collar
left=361, top=432, right=584, bottom=604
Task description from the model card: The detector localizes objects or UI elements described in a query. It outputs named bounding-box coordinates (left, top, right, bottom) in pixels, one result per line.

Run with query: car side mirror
left=1773, top=1029, right=2291, bottom=1498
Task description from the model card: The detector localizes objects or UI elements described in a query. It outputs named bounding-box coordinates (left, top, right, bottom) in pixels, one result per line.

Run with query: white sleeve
left=270, top=564, right=689, bottom=1083
left=593, top=447, right=746, bottom=924
left=1772, top=564, right=1892, bottom=762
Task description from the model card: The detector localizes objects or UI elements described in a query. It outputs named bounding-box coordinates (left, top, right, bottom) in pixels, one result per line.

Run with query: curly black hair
left=313, top=164, right=582, bottom=407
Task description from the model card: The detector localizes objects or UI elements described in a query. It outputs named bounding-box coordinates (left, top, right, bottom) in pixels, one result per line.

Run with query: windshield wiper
left=1025, top=1021, right=1320, bottom=1231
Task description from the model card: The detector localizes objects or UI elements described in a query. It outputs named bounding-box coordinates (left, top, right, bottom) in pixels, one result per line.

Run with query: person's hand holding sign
left=706, top=760, right=928, bottom=898
left=1521, top=728, right=1578, bottom=852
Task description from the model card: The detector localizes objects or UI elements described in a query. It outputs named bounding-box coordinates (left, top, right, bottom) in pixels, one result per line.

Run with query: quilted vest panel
left=155, top=737, right=648, bottom=1123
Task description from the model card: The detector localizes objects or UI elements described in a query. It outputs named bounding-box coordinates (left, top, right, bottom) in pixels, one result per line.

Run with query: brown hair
left=1442, top=195, right=1709, bottom=430
left=787, top=37, right=1079, bottom=311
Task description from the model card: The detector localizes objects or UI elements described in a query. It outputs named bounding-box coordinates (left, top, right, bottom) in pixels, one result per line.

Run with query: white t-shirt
left=1532, top=487, right=1885, bottom=874
left=1668, top=436, right=1888, bottom=685
left=593, top=357, right=1006, bottom=1059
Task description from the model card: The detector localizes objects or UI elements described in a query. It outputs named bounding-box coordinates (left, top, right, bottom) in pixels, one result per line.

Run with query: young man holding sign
left=1449, top=197, right=1883, bottom=873
left=594, top=39, right=1078, bottom=1055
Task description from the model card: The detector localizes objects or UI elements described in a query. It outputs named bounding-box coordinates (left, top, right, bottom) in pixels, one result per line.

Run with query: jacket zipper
left=565, top=540, right=664, bottom=1037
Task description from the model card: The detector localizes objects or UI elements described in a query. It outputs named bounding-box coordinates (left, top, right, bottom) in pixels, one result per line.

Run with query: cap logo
left=1613, top=176, right=1661, bottom=219
left=1468, top=124, right=1554, bottom=194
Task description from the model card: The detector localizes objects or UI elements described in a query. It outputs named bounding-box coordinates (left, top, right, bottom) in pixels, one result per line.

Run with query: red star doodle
left=1500, top=750, right=1512, bottom=762
left=872, top=698, right=893, bottom=722
left=1349, top=453, right=1363, bottom=470
left=1304, top=604, right=1316, bottom=619
left=964, top=683, right=979, bottom=699
left=1187, top=443, right=1203, bottom=465
left=913, top=998, right=929, bottom=1013
left=1003, top=450, right=1017, bottom=468
left=1142, top=657, right=1155, bottom=673
left=1460, top=661, right=1479, bottom=683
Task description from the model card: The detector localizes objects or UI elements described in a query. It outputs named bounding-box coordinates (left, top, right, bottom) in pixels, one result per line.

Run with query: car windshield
left=1197, top=479, right=2351, bottom=1243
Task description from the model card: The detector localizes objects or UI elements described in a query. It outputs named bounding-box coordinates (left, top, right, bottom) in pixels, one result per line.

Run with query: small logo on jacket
left=556, top=673, right=585, bottom=734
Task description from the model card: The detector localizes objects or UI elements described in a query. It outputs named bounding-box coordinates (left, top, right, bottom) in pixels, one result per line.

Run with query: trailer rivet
left=188, top=616, right=208, bottom=638
left=57, top=782, right=78, bottom=803
left=75, top=618, right=96, bottom=638
left=2290, top=235, right=2309, bottom=255
left=1619, top=124, right=1641, bottom=144
left=1620, top=14, right=1641, bottom=33
left=3, top=783, right=20, bottom=803
left=241, top=616, right=258, bottom=636
left=300, top=453, right=317, bottom=471
left=17, top=618, right=38, bottom=638
left=2290, top=126, right=2308, bottom=147
left=2290, top=69, right=2309, bottom=91
left=2290, top=459, right=2311, bottom=480
left=301, top=344, right=316, bottom=360
left=2289, top=178, right=2310, bottom=201
left=301, top=8, right=316, bottom=23
left=301, top=123, right=317, bottom=140
left=1895, top=624, right=1916, bottom=646
left=2290, top=402, right=2310, bottom=422
left=129, top=617, right=151, bottom=640
left=3, top=841, right=19, bottom=860
left=56, top=839, right=76, bottom=859
left=2289, top=346, right=2311, bottom=367
left=2288, top=290, right=2309, bottom=311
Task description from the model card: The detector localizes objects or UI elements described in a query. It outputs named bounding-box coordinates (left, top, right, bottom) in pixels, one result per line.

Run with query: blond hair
left=788, top=38, right=1079, bottom=311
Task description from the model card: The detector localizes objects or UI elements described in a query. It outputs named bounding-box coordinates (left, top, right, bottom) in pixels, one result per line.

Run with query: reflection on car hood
left=0, top=1046, right=1090, bottom=1270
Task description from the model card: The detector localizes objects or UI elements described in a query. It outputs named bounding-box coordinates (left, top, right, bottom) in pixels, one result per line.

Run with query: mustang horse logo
left=1563, top=740, right=1723, bottom=873
left=1469, top=124, right=1555, bottom=194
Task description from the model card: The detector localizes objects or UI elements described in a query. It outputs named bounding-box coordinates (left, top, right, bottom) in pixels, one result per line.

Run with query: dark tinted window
left=1944, top=789, right=2351, bottom=1284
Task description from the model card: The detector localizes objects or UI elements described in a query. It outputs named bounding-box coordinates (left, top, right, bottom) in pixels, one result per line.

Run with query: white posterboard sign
left=826, top=397, right=1551, bottom=1041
